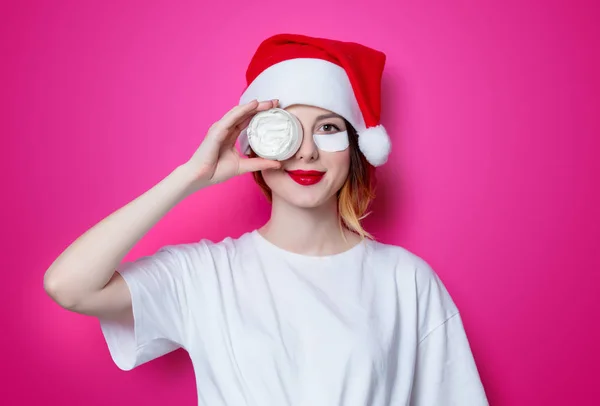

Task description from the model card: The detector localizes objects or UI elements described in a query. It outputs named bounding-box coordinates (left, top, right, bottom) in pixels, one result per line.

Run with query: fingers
left=225, top=116, right=253, bottom=149
left=220, top=99, right=258, bottom=128
left=220, top=99, right=279, bottom=133
left=222, top=99, right=280, bottom=147
left=203, top=99, right=280, bottom=159
left=236, top=115, right=253, bottom=133
left=238, top=157, right=282, bottom=175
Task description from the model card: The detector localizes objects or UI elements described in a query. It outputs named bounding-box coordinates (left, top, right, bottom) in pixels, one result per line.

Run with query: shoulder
left=365, top=239, right=442, bottom=285
left=366, top=239, right=460, bottom=341
left=156, top=231, right=255, bottom=264
left=193, top=231, right=255, bottom=255
left=123, top=232, right=256, bottom=291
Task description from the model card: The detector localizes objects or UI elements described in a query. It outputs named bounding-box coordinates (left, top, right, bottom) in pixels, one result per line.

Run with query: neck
left=258, top=194, right=361, bottom=256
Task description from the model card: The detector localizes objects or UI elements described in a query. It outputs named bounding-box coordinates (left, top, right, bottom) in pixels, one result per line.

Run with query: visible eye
left=318, top=123, right=341, bottom=133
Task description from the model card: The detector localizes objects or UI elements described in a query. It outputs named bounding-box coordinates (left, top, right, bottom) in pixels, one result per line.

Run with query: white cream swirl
left=247, top=108, right=302, bottom=160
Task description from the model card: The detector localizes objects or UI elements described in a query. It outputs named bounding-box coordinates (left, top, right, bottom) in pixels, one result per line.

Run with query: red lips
left=286, top=170, right=325, bottom=186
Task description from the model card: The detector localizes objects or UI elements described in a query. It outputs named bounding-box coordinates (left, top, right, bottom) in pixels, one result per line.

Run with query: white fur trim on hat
left=238, top=57, right=392, bottom=166
left=358, top=125, right=391, bottom=166
left=239, top=58, right=368, bottom=156
left=239, top=58, right=366, bottom=130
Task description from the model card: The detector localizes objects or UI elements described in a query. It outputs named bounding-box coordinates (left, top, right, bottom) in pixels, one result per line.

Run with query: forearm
left=44, top=163, right=201, bottom=307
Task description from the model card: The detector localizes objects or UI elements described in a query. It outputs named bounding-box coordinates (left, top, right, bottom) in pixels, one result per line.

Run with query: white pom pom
left=358, top=125, right=391, bottom=166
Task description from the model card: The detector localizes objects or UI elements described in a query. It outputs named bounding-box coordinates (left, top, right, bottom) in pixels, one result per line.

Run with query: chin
left=278, top=189, right=332, bottom=208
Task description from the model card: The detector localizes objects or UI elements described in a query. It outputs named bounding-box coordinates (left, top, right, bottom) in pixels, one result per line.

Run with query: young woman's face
left=261, top=104, right=351, bottom=208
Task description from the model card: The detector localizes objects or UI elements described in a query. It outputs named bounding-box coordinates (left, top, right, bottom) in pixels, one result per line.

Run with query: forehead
left=284, top=104, right=344, bottom=120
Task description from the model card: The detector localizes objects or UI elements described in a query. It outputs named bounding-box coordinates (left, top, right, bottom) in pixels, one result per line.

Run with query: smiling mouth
left=286, top=170, right=325, bottom=186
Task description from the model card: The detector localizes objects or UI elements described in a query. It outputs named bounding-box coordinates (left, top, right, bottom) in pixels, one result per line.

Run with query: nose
left=294, top=124, right=318, bottom=162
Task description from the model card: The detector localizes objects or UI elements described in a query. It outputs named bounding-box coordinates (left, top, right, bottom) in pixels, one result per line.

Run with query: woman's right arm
left=43, top=99, right=280, bottom=322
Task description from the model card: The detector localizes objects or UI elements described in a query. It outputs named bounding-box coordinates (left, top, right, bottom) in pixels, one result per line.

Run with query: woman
left=44, top=34, right=488, bottom=405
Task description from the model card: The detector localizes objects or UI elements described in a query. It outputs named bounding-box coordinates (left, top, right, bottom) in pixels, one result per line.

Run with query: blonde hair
left=250, top=121, right=377, bottom=240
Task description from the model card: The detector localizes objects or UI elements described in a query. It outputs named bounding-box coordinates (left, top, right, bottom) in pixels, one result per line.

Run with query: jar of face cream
left=246, top=108, right=303, bottom=161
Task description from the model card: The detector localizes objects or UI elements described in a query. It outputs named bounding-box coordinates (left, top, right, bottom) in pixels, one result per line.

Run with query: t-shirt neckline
left=251, top=229, right=368, bottom=262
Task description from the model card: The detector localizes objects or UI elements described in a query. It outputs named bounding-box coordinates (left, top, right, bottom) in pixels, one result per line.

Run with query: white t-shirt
left=99, top=230, right=488, bottom=405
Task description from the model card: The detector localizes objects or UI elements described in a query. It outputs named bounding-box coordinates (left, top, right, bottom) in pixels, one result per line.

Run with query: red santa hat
left=238, top=33, right=391, bottom=167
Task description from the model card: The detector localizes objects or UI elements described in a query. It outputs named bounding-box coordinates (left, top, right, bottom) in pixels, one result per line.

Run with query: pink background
left=2, top=0, right=599, bottom=404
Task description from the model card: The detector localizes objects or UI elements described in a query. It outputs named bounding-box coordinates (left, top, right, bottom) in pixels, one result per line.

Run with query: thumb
left=238, top=157, right=282, bottom=174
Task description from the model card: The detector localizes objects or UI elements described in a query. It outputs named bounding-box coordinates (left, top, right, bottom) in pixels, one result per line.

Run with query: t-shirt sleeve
left=410, top=257, right=489, bottom=405
left=98, top=244, right=195, bottom=371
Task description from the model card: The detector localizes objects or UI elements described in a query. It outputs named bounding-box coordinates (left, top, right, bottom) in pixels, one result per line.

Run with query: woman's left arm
left=409, top=258, right=489, bottom=405
left=410, top=312, right=489, bottom=405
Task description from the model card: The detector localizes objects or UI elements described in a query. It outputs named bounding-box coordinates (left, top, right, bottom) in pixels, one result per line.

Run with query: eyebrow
left=315, top=113, right=344, bottom=121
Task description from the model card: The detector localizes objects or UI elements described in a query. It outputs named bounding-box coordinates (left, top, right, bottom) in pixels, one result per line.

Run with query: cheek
left=323, top=151, right=351, bottom=185
left=261, top=169, right=287, bottom=190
